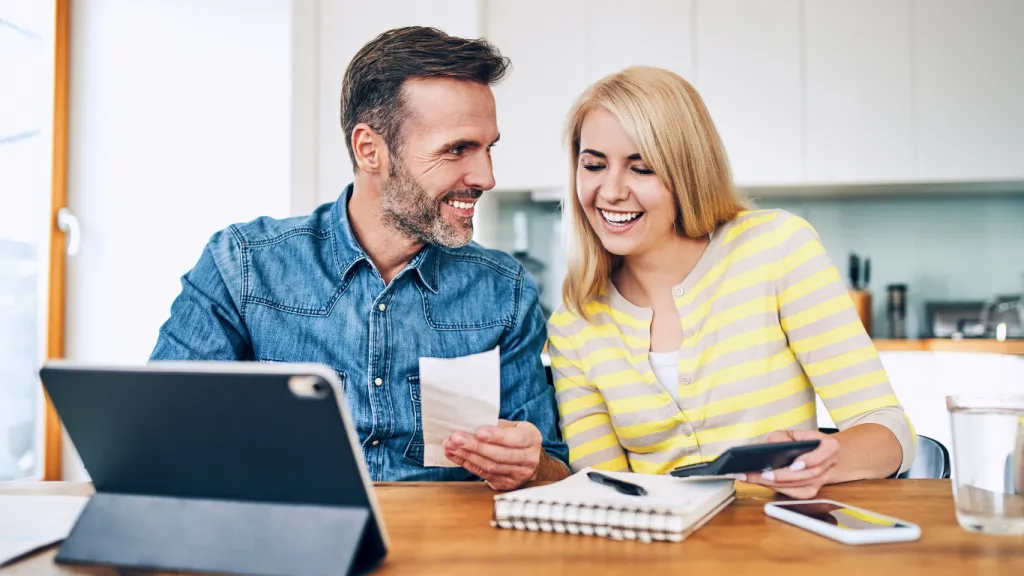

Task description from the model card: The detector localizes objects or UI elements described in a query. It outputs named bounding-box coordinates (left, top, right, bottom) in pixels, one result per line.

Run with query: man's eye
left=583, top=164, right=605, bottom=172
left=448, top=145, right=467, bottom=156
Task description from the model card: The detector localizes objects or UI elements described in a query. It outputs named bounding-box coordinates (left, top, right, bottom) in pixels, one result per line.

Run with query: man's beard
left=380, top=159, right=480, bottom=248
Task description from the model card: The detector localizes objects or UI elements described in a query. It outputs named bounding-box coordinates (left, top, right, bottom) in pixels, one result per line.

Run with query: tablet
left=669, top=440, right=821, bottom=478
left=39, top=360, right=388, bottom=575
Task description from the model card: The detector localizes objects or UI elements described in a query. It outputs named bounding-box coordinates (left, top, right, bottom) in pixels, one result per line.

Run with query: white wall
left=62, top=0, right=294, bottom=479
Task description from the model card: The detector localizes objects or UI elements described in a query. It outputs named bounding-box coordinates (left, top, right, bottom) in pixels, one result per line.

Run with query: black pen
left=587, top=471, right=648, bottom=496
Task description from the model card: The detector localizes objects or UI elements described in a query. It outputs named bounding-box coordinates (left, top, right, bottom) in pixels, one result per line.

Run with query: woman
left=547, top=67, right=915, bottom=499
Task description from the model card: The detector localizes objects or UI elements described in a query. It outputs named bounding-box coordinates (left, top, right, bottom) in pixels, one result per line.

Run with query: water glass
left=946, top=395, right=1024, bottom=535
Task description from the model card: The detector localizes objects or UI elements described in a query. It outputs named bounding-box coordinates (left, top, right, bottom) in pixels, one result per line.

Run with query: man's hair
left=340, top=26, right=510, bottom=168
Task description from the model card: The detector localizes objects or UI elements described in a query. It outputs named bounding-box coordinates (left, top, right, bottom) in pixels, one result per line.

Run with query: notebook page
left=495, top=468, right=733, bottom=515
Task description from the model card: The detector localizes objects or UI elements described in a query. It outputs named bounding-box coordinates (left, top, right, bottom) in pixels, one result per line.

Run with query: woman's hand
left=736, top=429, right=840, bottom=499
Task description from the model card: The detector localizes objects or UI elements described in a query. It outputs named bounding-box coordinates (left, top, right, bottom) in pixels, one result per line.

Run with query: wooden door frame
left=44, top=0, right=70, bottom=481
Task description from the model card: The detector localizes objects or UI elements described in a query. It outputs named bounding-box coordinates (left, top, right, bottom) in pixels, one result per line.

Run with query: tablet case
left=40, top=362, right=387, bottom=576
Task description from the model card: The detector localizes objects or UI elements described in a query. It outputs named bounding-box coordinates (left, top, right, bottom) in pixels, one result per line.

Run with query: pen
left=587, top=471, right=648, bottom=496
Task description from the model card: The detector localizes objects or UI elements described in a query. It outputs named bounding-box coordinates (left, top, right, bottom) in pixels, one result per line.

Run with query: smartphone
left=669, top=440, right=820, bottom=478
left=764, top=500, right=921, bottom=545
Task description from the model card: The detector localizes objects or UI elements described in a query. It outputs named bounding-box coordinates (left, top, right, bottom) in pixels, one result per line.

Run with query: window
left=0, top=1, right=59, bottom=480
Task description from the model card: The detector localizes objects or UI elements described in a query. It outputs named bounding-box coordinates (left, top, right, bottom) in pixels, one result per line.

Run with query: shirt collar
left=332, top=184, right=440, bottom=293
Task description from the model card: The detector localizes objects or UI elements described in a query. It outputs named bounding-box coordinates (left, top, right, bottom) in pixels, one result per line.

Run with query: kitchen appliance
left=924, top=301, right=988, bottom=339
left=886, top=284, right=909, bottom=339
left=979, top=294, right=1024, bottom=340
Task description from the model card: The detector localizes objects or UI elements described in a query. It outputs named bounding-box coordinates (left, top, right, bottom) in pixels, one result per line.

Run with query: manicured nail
left=762, top=470, right=776, bottom=482
left=789, top=460, right=807, bottom=472
left=729, top=473, right=747, bottom=482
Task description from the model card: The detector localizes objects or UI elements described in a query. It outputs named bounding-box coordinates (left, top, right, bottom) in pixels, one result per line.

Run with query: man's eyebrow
left=435, top=135, right=501, bottom=154
left=580, top=148, right=606, bottom=158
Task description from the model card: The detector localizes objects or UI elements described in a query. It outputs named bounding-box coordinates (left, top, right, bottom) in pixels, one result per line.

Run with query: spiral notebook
left=492, top=468, right=735, bottom=543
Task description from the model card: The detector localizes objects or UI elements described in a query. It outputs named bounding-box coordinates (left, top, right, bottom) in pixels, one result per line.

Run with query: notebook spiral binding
left=491, top=499, right=687, bottom=543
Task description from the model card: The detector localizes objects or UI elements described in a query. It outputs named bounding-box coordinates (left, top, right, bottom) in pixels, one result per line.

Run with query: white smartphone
left=764, top=500, right=921, bottom=545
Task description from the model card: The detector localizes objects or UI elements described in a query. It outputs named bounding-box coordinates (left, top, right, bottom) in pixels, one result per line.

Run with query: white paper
left=419, top=347, right=501, bottom=467
left=0, top=494, right=89, bottom=566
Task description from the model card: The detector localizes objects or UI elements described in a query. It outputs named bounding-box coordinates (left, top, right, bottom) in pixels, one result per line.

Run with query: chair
left=818, top=427, right=951, bottom=480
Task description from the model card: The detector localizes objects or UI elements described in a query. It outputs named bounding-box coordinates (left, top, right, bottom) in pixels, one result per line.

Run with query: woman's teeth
left=600, top=209, right=643, bottom=225
left=446, top=199, right=476, bottom=210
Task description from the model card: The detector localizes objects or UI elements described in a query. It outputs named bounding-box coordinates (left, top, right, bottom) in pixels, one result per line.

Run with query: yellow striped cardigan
left=547, top=209, right=916, bottom=475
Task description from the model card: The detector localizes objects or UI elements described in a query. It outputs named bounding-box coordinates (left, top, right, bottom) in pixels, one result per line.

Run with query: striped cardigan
left=547, top=209, right=916, bottom=475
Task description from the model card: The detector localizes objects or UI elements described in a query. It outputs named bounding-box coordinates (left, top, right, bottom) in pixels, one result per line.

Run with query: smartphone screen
left=774, top=502, right=910, bottom=530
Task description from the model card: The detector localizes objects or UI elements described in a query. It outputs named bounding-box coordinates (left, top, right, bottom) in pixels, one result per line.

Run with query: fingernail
left=762, top=470, right=776, bottom=482
left=730, top=473, right=747, bottom=482
left=477, top=428, right=493, bottom=441
left=455, top=435, right=468, bottom=447
left=789, top=460, right=807, bottom=472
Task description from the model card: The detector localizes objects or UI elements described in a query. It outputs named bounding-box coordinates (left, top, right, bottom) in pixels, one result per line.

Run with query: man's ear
left=351, top=123, right=388, bottom=174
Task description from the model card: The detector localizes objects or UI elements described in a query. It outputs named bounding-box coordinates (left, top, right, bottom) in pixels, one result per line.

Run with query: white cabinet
left=804, top=0, right=914, bottom=184
left=585, top=0, right=694, bottom=84
left=913, top=0, right=1024, bottom=182
left=484, top=0, right=588, bottom=192
left=694, top=0, right=803, bottom=186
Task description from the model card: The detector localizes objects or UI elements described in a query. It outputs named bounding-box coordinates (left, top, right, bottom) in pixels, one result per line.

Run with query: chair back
left=817, top=427, right=951, bottom=479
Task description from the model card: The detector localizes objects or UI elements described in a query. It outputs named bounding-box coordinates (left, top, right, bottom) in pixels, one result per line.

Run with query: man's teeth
left=446, top=199, right=476, bottom=210
left=600, top=209, right=642, bottom=223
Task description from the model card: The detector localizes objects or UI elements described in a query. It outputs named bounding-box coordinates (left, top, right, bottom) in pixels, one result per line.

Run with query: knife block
left=850, top=289, right=873, bottom=337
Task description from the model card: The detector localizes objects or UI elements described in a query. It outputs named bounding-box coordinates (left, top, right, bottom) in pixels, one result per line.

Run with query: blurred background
left=2, top=0, right=1022, bottom=481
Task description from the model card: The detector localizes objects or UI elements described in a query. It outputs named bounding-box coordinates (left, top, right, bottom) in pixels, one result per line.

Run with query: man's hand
left=738, top=429, right=840, bottom=499
left=443, top=420, right=545, bottom=490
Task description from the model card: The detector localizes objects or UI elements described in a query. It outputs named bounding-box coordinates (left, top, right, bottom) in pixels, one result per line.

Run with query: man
left=151, top=27, right=569, bottom=489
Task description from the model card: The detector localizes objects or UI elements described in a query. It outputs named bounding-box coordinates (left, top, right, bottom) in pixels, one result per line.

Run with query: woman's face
left=576, top=107, right=677, bottom=257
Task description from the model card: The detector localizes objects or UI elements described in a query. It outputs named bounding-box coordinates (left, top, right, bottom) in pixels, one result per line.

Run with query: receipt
left=419, top=347, right=501, bottom=467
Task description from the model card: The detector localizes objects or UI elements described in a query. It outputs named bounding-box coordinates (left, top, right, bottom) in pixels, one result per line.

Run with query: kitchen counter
left=873, top=338, right=1024, bottom=355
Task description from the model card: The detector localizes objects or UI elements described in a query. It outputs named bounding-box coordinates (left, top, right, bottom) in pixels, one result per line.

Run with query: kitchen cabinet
left=694, top=0, right=803, bottom=187
left=913, top=0, right=1024, bottom=182
left=485, top=0, right=588, bottom=192
left=585, top=0, right=694, bottom=84
left=803, top=0, right=914, bottom=184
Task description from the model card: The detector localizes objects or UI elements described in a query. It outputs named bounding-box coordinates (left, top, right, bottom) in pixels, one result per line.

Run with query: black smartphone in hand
left=669, top=440, right=821, bottom=478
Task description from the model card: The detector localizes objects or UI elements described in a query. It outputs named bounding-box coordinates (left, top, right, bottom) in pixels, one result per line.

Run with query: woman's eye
left=583, top=164, right=605, bottom=172
left=632, top=166, right=654, bottom=175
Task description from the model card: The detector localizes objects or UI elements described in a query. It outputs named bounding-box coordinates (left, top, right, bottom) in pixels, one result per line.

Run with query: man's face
left=379, top=78, right=499, bottom=248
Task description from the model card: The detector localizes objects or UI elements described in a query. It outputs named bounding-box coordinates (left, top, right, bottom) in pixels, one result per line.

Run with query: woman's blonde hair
left=561, top=66, right=747, bottom=318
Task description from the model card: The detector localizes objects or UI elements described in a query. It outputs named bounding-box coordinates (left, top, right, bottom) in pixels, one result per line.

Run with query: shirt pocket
left=258, top=358, right=346, bottom=393
left=403, top=375, right=425, bottom=466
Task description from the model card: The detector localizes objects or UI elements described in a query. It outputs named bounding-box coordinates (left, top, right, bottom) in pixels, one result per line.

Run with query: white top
left=648, top=350, right=680, bottom=403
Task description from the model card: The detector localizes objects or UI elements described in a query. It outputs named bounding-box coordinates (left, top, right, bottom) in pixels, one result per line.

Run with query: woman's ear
left=351, top=123, right=386, bottom=174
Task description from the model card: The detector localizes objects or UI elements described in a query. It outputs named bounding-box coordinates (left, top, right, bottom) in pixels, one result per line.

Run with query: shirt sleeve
left=498, top=271, right=569, bottom=466
left=547, top=313, right=629, bottom=473
left=150, top=234, right=252, bottom=361
left=774, top=214, right=917, bottom=474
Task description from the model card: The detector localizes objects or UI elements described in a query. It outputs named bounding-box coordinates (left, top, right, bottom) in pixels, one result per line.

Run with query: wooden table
left=2, top=480, right=1021, bottom=575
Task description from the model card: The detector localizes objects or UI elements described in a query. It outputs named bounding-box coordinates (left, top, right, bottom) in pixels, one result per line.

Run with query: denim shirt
left=150, top=185, right=568, bottom=481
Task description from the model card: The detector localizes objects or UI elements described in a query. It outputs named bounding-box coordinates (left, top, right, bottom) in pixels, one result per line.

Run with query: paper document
left=0, top=494, right=89, bottom=566
left=419, top=347, right=501, bottom=467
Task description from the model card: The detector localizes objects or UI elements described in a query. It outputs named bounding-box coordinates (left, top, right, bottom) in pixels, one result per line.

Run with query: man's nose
left=464, top=150, right=497, bottom=192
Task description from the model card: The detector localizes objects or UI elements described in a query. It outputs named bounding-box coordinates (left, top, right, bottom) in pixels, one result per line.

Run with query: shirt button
left=371, top=440, right=380, bottom=446
left=680, top=377, right=690, bottom=385
left=378, top=303, right=387, bottom=312
left=374, top=377, right=383, bottom=386
left=672, top=286, right=684, bottom=297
